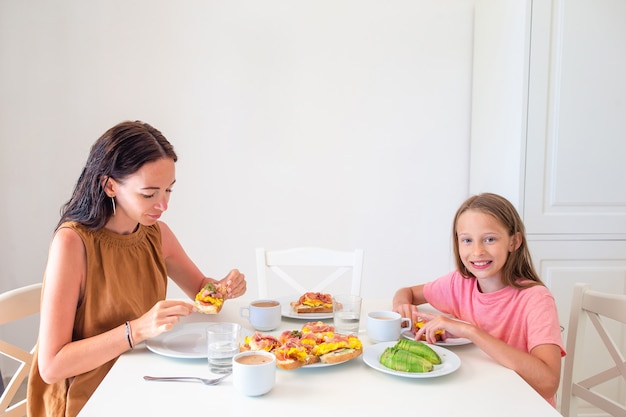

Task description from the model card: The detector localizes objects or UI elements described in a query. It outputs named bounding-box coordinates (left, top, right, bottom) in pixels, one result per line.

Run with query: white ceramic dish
left=400, top=329, right=472, bottom=346
left=363, top=341, right=461, bottom=378
left=146, top=323, right=208, bottom=359
left=279, top=296, right=333, bottom=320
left=294, top=359, right=352, bottom=369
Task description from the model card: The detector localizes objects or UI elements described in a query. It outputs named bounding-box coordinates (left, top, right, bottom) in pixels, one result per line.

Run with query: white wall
left=0, top=1, right=476, bottom=365
left=0, top=0, right=476, bottom=297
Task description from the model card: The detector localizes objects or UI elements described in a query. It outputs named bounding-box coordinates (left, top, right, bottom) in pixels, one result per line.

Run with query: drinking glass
left=206, top=322, right=240, bottom=374
left=332, top=294, right=362, bottom=334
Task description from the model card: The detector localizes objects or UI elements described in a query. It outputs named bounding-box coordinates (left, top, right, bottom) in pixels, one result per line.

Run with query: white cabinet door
left=524, top=0, right=626, bottom=235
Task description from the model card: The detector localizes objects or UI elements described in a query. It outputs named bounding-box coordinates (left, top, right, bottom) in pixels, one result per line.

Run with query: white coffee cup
left=240, top=299, right=282, bottom=331
left=366, top=311, right=412, bottom=342
left=232, top=350, right=276, bottom=396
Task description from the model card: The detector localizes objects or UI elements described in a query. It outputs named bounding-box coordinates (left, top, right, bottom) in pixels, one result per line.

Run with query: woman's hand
left=217, top=269, right=246, bottom=299
left=134, top=300, right=194, bottom=342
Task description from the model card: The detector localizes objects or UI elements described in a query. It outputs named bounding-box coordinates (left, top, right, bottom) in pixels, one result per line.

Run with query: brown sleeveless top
left=27, top=221, right=168, bottom=417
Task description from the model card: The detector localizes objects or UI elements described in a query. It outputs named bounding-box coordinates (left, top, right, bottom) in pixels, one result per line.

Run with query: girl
left=393, top=193, right=565, bottom=407
left=28, top=121, right=247, bottom=416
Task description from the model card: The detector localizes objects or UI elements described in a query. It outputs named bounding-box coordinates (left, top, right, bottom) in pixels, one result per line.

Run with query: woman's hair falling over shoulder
left=452, top=192, right=544, bottom=289
left=57, top=120, right=177, bottom=230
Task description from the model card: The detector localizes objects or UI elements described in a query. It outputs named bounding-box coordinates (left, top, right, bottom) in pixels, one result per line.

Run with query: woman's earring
left=111, top=197, right=116, bottom=216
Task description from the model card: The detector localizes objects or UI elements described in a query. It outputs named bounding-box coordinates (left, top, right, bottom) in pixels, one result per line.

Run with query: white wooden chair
left=255, top=247, right=364, bottom=299
left=0, top=283, right=42, bottom=417
left=560, top=283, right=626, bottom=417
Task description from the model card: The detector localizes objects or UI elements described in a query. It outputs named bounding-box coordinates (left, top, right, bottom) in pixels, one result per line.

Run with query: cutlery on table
left=143, top=373, right=231, bottom=386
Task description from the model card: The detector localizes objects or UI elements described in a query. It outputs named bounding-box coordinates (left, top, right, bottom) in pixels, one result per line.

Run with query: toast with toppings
left=194, top=282, right=227, bottom=314
left=290, top=292, right=333, bottom=314
left=240, top=321, right=362, bottom=370
left=414, top=320, right=444, bottom=341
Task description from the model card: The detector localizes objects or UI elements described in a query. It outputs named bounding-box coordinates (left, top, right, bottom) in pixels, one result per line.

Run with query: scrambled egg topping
left=195, top=293, right=224, bottom=307
left=284, top=347, right=308, bottom=361
left=312, top=337, right=362, bottom=355
left=415, top=321, right=443, bottom=335
left=302, top=298, right=332, bottom=308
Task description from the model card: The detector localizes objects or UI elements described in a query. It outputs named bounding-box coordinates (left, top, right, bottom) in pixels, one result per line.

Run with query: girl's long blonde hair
left=452, top=193, right=544, bottom=289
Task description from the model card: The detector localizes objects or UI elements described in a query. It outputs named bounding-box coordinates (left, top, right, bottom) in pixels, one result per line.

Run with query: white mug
left=366, top=311, right=412, bottom=342
left=240, top=299, right=282, bottom=331
left=232, top=350, right=276, bottom=396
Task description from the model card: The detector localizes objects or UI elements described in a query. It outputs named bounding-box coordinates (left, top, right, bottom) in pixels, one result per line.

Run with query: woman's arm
left=159, top=221, right=246, bottom=300
left=37, top=228, right=193, bottom=384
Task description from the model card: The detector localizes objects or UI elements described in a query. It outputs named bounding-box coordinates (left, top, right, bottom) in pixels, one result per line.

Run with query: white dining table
left=78, top=298, right=561, bottom=417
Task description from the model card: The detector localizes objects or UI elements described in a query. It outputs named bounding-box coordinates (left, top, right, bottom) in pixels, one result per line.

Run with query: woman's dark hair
left=452, top=193, right=544, bottom=289
left=57, top=121, right=177, bottom=230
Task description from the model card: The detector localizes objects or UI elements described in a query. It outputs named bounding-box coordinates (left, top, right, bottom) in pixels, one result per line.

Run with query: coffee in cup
left=366, top=311, right=411, bottom=342
left=232, top=351, right=276, bottom=396
left=240, top=299, right=282, bottom=331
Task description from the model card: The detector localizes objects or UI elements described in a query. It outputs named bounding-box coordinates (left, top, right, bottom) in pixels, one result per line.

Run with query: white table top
left=78, top=298, right=561, bottom=416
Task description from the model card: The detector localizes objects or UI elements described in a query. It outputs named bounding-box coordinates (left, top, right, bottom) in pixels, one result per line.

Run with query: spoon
left=143, top=373, right=231, bottom=386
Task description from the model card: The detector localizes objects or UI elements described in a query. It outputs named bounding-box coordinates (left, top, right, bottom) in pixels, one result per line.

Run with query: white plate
left=292, top=358, right=355, bottom=369
left=363, top=341, right=461, bottom=378
left=279, top=296, right=334, bottom=320
left=146, top=323, right=208, bottom=359
left=401, top=329, right=472, bottom=346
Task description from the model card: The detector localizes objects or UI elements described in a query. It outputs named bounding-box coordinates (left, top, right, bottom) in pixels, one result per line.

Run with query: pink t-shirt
left=424, top=270, right=566, bottom=406
left=424, top=270, right=564, bottom=353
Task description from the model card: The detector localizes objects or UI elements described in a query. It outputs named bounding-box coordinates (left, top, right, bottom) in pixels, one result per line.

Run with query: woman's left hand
left=218, top=269, right=246, bottom=299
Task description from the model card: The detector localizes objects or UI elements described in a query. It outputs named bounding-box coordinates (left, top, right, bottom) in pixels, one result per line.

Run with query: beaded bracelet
left=125, top=321, right=134, bottom=350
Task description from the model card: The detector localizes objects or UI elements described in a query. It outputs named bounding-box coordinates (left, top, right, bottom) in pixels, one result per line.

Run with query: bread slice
left=276, top=358, right=305, bottom=370
left=194, top=300, right=223, bottom=314
left=320, top=347, right=362, bottom=364
left=291, top=302, right=333, bottom=314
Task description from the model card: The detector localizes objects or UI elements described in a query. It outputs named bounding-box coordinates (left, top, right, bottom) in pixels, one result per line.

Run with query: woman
left=27, top=120, right=247, bottom=416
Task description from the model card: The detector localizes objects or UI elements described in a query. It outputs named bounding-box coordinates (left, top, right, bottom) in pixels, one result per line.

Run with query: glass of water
left=206, top=322, right=241, bottom=374
left=332, top=294, right=362, bottom=335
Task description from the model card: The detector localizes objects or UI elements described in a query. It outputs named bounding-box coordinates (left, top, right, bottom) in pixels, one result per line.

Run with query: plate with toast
left=279, top=293, right=334, bottom=320
left=241, top=322, right=362, bottom=370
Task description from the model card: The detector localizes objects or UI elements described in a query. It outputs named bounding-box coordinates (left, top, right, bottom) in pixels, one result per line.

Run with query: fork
left=143, top=373, right=231, bottom=386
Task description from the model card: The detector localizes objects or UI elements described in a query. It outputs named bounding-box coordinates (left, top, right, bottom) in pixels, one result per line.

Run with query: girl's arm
left=37, top=228, right=193, bottom=384
left=470, top=328, right=561, bottom=400
left=159, top=221, right=246, bottom=300
left=392, top=284, right=428, bottom=319
left=415, top=314, right=562, bottom=399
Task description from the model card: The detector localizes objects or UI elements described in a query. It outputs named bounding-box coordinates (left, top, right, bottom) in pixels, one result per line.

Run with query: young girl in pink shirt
left=393, top=193, right=565, bottom=407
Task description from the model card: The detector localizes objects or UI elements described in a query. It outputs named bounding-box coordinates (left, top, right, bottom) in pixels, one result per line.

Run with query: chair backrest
left=0, top=283, right=42, bottom=417
left=560, top=283, right=626, bottom=417
left=255, top=247, right=364, bottom=299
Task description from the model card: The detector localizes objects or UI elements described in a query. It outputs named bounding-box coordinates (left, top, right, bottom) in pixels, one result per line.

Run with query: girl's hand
left=217, top=269, right=247, bottom=299
left=135, top=300, right=194, bottom=341
left=413, top=311, right=471, bottom=344
left=393, top=303, right=418, bottom=327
